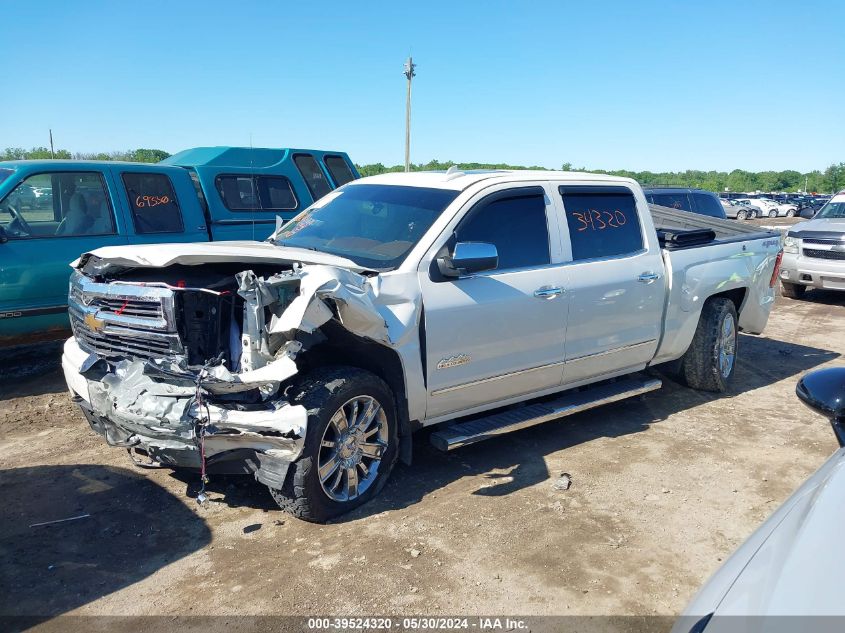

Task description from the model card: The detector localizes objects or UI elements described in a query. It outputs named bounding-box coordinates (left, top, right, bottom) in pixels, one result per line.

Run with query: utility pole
left=403, top=56, right=416, bottom=172
left=49, top=128, right=55, bottom=159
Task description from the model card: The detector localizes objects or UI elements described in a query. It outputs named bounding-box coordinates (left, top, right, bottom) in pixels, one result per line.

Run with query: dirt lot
left=1, top=289, right=843, bottom=627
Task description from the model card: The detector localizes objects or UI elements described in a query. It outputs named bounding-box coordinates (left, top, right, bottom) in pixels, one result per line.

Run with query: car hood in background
left=788, top=217, right=845, bottom=237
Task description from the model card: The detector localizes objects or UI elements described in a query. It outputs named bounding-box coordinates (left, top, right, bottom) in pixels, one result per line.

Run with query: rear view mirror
left=796, top=367, right=845, bottom=447
left=437, top=241, right=498, bottom=278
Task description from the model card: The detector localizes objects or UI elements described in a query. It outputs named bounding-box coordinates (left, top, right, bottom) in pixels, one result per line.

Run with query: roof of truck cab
left=0, top=158, right=184, bottom=177
left=351, top=170, right=638, bottom=191
left=161, top=146, right=350, bottom=168
left=0, top=159, right=177, bottom=169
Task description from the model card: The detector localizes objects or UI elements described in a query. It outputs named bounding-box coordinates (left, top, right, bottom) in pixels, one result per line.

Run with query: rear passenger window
left=324, top=155, right=356, bottom=187
left=215, top=175, right=298, bottom=211
left=560, top=187, right=643, bottom=261
left=294, top=154, right=332, bottom=200
left=122, top=173, right=184, bottom=234
left=455, top=191, right=550, bottom=270
left=650, top=193, right=692, bottom=212
left=692, top=193, right=726, bottom=218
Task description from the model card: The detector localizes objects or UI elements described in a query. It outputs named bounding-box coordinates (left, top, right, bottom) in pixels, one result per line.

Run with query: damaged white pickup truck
left=62, top=170, right=783, bottom=521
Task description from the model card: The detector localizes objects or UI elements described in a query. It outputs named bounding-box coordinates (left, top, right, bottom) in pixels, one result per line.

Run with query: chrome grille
left=802, top=238, right=844, bottom=245
left=70, top=319, right=180, bottom=359
left=803, top=248, right=845, bottom=261
left=69, top=272, right=183, bottom=361
left=85, top=296, right=164, bottom=319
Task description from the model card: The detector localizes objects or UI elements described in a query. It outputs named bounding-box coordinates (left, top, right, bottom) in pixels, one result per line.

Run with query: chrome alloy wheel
left=718, top=313, right=737, bottom=378
left=317, top=396, right=389, bottom=502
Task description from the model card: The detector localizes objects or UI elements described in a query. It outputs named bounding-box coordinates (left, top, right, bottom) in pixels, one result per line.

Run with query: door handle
left=638, top=272, right=660, bottom=284
left=534, top=286, right=564, bottom=299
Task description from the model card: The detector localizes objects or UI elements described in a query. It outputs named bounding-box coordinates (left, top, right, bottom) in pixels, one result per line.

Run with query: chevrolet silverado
left=61, top=169, right=783, bottom=521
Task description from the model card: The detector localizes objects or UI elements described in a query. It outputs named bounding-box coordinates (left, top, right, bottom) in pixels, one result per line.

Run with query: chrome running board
left=429, top=375, right=662, bottom=451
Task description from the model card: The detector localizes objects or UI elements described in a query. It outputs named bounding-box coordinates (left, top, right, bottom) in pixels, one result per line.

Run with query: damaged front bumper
left=61, top=338, right=307, bottom=489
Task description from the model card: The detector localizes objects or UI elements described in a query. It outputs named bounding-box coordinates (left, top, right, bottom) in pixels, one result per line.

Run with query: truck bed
left=649, top=203, right=776, bottom=248
left=651, top=203, right=781, bottom=364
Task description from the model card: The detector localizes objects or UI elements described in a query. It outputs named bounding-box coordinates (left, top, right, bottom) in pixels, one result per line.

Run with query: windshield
left=273, top=184, right=459, bottom=270
left=0, top=168, right=12, bottom=185
left=816, top=201, right=845, bottom=219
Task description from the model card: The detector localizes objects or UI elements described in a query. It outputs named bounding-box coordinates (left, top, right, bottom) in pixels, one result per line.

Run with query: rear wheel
left=781, top=281, right=806, bottom=300
left=678, top=298, right=738, bottom=393
left=269, top=366, right=398, bottom=523
left=768, top=210, right=778, bottom=218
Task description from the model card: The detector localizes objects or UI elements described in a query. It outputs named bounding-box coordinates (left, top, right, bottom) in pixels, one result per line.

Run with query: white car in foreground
left=673, top=366, right=845, bottom=631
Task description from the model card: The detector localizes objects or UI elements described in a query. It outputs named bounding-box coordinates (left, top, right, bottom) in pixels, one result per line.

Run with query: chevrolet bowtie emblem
left=84, top=312, right=106, bottom=333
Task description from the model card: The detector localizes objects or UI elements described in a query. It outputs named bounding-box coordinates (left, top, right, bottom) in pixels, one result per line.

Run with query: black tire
left=768, top=210, right=778, bottom=218
left=736, top=210, right=747, bottom=221
left=781, top=281, right=806, bottom=299
left=785, top=209, right=796, bottom=217
left=678, top=298, right=738, bottom=393
left=269, top=366, right=398, bottom=523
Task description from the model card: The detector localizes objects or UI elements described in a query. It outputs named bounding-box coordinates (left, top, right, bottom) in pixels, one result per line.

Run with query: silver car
left=733, top=199, right=762, bottom=219
left=720, top=199, right=756, bottom=220
left=674, top=366, right=845, bottom=631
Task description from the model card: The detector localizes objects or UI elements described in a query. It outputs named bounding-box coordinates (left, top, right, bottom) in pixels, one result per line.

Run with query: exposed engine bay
left=64, top=248, right=411, bottom=493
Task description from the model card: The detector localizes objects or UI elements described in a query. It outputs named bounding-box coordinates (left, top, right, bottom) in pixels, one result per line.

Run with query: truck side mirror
left=0, top=225, right=8, bottom=244
left=796, top=367, right=845, bottom=447
left=437, top=241, right=498, bottom=278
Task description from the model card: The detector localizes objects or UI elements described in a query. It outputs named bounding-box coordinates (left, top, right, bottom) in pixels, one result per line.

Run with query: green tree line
left=1, top=147, right=171, bottom=163
left=357, top=159, right=845, bottom=193
left=3, top=147, right=841, bottom=193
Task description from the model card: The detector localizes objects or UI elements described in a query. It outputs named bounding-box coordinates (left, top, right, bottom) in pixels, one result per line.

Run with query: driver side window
left=455, top=190, right=551, bottom=270
left=0, top=172, right=116, bottom=239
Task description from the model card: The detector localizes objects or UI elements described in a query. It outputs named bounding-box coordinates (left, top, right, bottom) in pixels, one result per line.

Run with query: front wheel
left=678, top=298, right=738, bottom=393
left=785, top=209, right=796, bottom=217
left=269, top=367, right=398, bottom=523
left=768, top=210, right=778, bottom=218
left=736, top=210, right=747, bottom=221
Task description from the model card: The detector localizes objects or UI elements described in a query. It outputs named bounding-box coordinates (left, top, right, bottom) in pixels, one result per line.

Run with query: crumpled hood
left=73, top=240, right=369, bottom=273
left=707, top=449, right=845, bottom=618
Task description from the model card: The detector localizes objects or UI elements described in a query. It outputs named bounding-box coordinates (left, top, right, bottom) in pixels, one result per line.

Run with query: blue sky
left=2, top=0, right=843, bottom=172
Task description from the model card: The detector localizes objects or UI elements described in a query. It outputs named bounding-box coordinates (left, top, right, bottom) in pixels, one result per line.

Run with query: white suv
left=780, top=191, right=845, bottom=298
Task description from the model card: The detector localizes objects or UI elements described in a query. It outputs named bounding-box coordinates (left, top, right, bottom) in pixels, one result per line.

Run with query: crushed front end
left=61, top=256, right=392, bottom=492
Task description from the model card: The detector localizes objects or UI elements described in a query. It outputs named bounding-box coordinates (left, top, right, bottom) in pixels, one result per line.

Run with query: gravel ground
left=1, top=290, right=843, bottom=629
